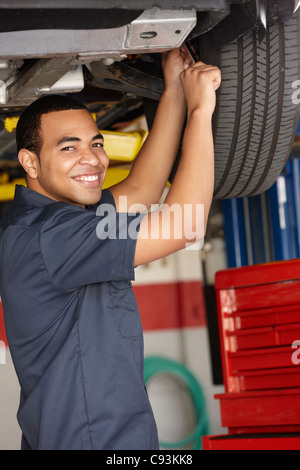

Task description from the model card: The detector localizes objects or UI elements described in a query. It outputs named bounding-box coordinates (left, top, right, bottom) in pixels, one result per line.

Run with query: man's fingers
left=178, top=44, right=194, bottom=70
left=181, top=64, right=221, bottom=81
left=191, top=62, right=218, bottom=71
left=213, top=74, right=222, bottom=91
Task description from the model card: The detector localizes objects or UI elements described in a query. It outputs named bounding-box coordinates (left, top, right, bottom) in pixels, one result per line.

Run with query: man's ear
left=18, top=149, right=39, bottom=179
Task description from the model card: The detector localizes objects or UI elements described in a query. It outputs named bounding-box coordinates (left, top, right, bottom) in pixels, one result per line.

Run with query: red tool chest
left=203, top=434, right=300, bottom=450
left=203, top=259, right=300, bottom=450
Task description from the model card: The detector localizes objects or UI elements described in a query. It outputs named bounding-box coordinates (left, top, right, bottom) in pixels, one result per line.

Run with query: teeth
left=75, top=175, right=99, bottom=182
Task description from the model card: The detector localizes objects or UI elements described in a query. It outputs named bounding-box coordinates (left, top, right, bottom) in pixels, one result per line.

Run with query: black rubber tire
left=196, top=11, right=300, bottom=199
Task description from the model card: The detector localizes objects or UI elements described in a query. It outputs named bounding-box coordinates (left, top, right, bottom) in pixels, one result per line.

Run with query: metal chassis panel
left=0, top=8, right=197, bottom=60
left=0, top=1, right=229, bottom=11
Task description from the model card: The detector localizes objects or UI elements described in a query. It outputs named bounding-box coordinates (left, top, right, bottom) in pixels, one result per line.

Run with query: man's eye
left=62, top=146, right=74, bottom=151
left=93, top=142, right=104, bottom=148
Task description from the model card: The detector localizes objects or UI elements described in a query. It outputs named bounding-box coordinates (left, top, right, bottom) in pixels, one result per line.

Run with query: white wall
left=0, top=348, right=22, bottom=450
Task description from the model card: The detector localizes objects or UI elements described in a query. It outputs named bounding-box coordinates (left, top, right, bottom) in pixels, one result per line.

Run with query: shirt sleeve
left=39, top=190, right=144, bottom=291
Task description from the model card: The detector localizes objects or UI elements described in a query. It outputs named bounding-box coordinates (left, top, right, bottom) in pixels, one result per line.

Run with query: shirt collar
left=13, top=184, right=57, bottom=208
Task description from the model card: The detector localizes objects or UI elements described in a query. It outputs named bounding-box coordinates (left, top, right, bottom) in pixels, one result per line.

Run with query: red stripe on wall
left=0, top=302, right=8, bottom=346
left=133, top=281, right=207, bottom=331
left=0, top=281, right=207, bottom=344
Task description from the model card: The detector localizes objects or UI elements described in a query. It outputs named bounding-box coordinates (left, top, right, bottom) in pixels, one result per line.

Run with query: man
left=0, top=47, right=221, bottom=450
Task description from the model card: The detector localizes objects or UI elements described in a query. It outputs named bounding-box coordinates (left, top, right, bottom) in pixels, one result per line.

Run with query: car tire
left=195, top=10, right=300, bottom=199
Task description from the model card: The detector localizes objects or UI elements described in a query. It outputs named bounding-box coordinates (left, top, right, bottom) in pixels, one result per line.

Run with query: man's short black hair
left=16, top=94, right=88, bottom=156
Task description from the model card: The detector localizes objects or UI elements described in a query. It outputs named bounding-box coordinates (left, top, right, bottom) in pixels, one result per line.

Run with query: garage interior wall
left=0, top=116, right=299, bottom=450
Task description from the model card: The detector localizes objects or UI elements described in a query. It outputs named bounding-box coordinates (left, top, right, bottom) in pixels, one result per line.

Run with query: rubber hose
left=144, top=356, right=210, bottom=450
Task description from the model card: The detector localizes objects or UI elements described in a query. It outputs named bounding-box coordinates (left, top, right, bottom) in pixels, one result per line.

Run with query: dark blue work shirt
left=0, top=185, right=159, bottom=450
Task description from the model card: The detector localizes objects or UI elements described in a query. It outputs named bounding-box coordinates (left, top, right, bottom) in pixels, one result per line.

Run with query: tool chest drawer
left=219, top=279, right=300, bottom=313
left=229, top=304, right=300, bottom=331
left=202, top=433, right=300, bottom=450
left=225, top=346, right=295, bottom=392
left=236, top=367, right=300, bottom=392
left=227, top=324, right=300, bottom=353
left=216, top=389, right=300, bottom=429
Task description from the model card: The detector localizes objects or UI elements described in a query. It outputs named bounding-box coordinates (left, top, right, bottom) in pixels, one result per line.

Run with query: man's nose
left=79, top=148, right=101, bottom=166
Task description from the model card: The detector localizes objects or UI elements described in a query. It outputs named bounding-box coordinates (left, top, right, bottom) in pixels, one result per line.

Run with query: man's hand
left=180, top=61, right=222, bottom=117
left=161, top=46, right=194, bottom=95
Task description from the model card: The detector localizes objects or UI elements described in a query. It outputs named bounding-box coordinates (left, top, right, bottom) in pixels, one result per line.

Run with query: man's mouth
left=72, top=173, right=102, bottom=187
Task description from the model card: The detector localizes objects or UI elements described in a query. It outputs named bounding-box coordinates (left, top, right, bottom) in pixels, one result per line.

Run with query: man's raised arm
left=133, top=61, right=221, bottom=266
left=109, top=47, right=193, bottom=209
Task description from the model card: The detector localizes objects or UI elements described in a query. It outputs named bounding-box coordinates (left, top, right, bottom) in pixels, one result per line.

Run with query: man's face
left=32, top=109, right=109, bottom=207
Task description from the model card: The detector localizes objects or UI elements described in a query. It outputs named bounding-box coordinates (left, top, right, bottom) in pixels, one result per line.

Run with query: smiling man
left=0, top=47, right=220, bottom=450
left=17, top=105, right=109, bottom=208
